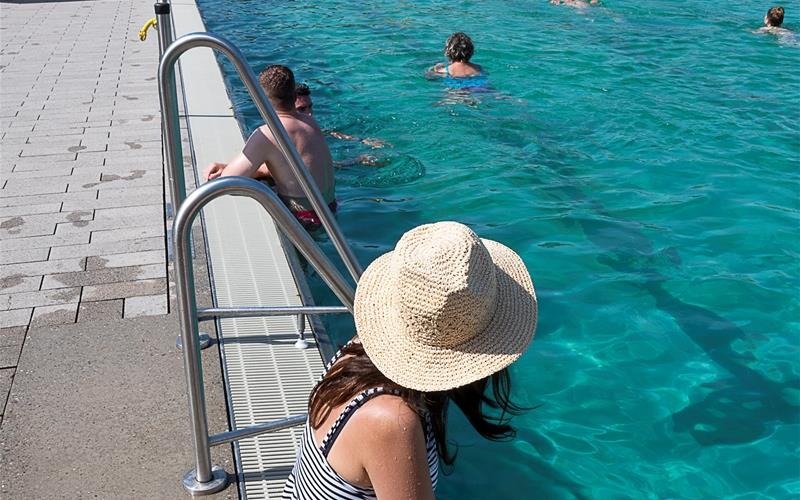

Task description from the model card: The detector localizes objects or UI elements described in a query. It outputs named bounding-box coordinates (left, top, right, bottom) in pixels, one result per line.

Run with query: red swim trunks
left=292, top=200, right=338, bottom=231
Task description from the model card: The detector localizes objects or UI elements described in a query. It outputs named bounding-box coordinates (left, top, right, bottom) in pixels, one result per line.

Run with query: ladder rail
left=173, top=176, right=356, bottom=494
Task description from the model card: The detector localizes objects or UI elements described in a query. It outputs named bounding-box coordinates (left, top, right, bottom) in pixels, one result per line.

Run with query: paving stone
left=123, top=294, right=167, bottom=318
left=0, top=287, right=81, bottom=311
left=30, top=302, right=77, bottom=327
left=40, top=263, right=166, bottom=290
left=0, top=368, right=14, bottom=414
left=90, top=225, right=163, bottom=243
left=77, top=299, right=123, bottom=322
left=82, top=278, right=166, bottom=301
left=0, top=327, right=26, bottom=348
left=0, top=248, right=49, bottom=265
left=93, top=204, right=162, bottom=223
left=1, top=210, right=92, bottom=238
left=0, top=275, right=42, bottom=294
left=85, top=250, right=164, bottom=270
left=48, top=236, right=164, bottom=260
left=0, top=190, right=96, bottom=208
left=56, top=215, right=160, bottom=235
left=0, top=347, right=20, bottom=369
left=0, top=258, right=84, bottom=279
left=6, top=154, right=77, bottom=170
left=1, top=180, right=67, bottom=196
left=1, top=232, right=90, bottom=251
left=0, top=308, right=31, bottom=328
left=0, top=202, right=62, bottom=217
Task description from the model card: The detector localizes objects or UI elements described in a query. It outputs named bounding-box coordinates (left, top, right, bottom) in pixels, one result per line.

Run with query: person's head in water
left=444, top=32, right=474, bottom=63
left=295, top=83, right=313, bottom=116
left=765, top=6, right=785, bottom=27
left=258, top=65, right=296, bottom=112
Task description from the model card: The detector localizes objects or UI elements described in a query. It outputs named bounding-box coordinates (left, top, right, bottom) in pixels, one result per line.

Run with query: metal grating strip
left=203, top=195, right=326, bottom=499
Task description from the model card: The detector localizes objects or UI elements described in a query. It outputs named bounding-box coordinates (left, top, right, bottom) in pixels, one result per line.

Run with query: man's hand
left=203, top=162, right=227, bottom=181
left=361, top=138, right=388, bottom=148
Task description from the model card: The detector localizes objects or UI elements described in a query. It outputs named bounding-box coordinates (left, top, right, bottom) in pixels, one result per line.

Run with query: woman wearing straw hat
left=282, top=221, right=538, bottom=499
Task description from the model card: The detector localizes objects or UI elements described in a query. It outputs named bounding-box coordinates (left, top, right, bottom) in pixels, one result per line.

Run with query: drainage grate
left=202, top=195, right=326, bottom=499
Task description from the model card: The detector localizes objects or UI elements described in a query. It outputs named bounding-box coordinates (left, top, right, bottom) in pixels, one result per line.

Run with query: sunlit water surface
left=196, top=1, right=800, bottom=497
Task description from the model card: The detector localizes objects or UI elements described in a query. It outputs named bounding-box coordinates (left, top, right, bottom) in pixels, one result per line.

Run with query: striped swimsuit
left=281, top=349, right=439, bottom=499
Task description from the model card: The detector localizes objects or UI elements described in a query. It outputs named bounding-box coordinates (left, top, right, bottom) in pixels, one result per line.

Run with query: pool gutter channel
left=170, top=1, right=331, bottom=498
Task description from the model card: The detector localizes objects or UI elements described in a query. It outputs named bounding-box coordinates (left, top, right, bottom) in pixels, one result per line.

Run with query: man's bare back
left=205, top=110, right=334, bottom=212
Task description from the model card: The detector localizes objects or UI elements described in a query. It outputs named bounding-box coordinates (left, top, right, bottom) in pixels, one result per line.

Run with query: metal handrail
left=173, top=177, right=357, bottom=495
left=157, top=31, right=364, bottom=282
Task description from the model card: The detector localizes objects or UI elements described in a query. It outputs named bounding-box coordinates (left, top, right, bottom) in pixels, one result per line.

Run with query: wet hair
left=445, top=32, right=475, bottom=63
left=258, top=65, right=296, bottom=110
left=296, top=83, right=311, bottom=97
left=766, top=6, right=784, bottom=27
left=308, top=342, right=526, bottom=466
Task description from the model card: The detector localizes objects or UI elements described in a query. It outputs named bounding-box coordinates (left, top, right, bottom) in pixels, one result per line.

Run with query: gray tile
left=30, top=302, right=77, bottom=327
left=85, top=250, right=163, bottom=270
left=0, top=258, right=84, bottom=279
left=82, top=278, right=166, bottom=301
left=1, top=232, right=90, bottom=251
left=0, top=327, right=26, bottom=347
left=0, top=287, right=81, bottom=311
left=0, top=248, right=49, bottom=265
left=48, top=236, right=163, bottom=260
left=0, top=275, right=42, bottom=294
left=0, top=368, right=14, bottom=414
left=0, top=347, right=20, bottom=369
left=90, top=225, right=163, bottom=243
left=123, top=294, right=168, bottom=318
left=77, top=299, right=123, bottom=322
left=40, top=263, right=165, bottom=289
left=0, top=308, right=31, bottom=328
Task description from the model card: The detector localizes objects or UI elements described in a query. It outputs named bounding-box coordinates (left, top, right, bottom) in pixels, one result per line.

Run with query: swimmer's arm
left=220, top=129, right=277, bottom=179
left=425, top=63, right=446, bottom=79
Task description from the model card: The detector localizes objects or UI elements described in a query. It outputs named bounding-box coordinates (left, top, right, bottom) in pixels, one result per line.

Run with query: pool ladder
left=156, top=23, right=363, bottom=496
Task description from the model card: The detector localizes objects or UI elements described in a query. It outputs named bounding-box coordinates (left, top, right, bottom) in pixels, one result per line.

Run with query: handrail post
left=173, top=177, right=355, bottom=496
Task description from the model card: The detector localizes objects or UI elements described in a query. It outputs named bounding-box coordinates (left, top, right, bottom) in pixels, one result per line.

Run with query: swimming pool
left=196, top=0, right=800, bottom=497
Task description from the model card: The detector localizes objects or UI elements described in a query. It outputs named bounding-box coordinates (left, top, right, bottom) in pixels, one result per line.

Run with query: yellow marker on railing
left=139, top=18, right=157, bottom=42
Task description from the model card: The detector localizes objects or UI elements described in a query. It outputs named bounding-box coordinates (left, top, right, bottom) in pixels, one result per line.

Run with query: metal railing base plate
left=176, top=332, right=213, bottom=350
left=182, top=466, right=229, bottom=496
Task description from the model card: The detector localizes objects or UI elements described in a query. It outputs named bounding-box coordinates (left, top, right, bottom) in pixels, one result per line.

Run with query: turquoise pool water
left=196, top=0, right=800, bottom=497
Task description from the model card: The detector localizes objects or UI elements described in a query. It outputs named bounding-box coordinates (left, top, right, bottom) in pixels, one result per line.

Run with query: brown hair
left=308, top=342, right=525, bottom=466
left=258, top=65, right=296, bottom=111
left=766, top=6, right=784, bottom=27
left=445, top=32, right=475, bottom=63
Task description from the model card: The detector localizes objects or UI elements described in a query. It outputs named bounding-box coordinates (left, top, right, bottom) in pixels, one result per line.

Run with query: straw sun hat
left=354, top=221, right=537, bottom=392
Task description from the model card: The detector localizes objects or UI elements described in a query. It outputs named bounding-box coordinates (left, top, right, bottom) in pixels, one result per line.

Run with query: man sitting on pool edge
left=203, top=65, right=336, bottom=231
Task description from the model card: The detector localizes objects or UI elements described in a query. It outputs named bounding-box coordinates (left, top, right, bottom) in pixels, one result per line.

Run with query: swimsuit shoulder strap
left=319, top=386, right=401, bottom=457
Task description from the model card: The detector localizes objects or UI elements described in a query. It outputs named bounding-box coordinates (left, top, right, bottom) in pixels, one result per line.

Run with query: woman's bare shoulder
left=353, top=393, right=422, bottom=438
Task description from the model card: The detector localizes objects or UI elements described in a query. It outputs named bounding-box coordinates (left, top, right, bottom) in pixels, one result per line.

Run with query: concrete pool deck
left=0, top=0, right=237, bottom=497
left=1, top=0, right=333, bottom=498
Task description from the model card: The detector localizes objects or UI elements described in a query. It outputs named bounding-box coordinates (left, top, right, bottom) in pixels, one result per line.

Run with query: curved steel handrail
left=173, top=177, right=356, bottom=490
left=158, top=31, right=363, bottom=281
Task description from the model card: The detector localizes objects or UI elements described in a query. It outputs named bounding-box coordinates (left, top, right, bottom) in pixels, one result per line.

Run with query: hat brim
left=354, top=239, right=537, bottom=392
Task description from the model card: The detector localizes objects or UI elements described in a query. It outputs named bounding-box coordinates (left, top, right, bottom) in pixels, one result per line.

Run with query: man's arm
left=205, top=128, right=280, bottom=180
left=219, top=129, right=269, bottom=178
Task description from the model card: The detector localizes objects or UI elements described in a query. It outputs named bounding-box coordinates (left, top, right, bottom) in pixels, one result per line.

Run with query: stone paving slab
left=78, top=299, right=123, bottom=322
left=0, top=315, right=236, bottom=499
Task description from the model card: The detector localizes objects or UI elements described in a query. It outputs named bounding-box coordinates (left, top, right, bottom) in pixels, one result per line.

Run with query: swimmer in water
left=428, top=32, right=489, bottom=91
left=295, top=83, right=388, bottom=167
left=755, top=6, right=792, bottom=35
left=549, top=0, right=599, bottom=8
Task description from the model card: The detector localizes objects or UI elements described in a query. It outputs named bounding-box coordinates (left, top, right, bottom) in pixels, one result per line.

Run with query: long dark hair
left=308, top=341, right=525, bottom=465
